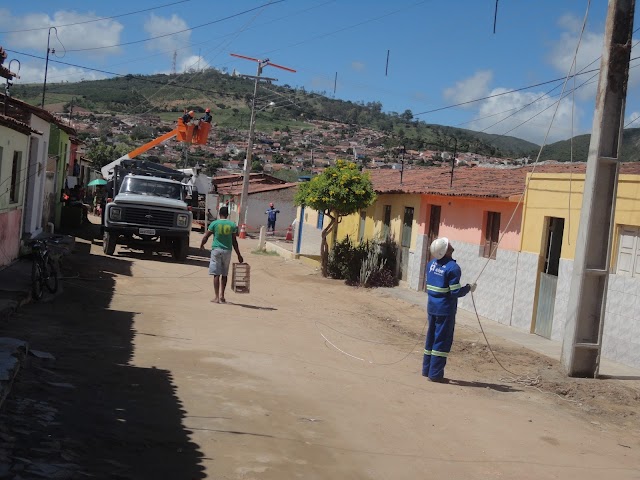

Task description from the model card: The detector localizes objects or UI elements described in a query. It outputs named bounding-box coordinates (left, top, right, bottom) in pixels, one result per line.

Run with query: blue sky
left=1, top=0, right=639, bottom=145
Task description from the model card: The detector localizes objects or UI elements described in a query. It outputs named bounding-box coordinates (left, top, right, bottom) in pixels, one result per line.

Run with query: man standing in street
left=200, top=206, right=244, bottom=303
left=422, top=237, right=475, bottom=382
left=265, top=203, right=280, bottom=233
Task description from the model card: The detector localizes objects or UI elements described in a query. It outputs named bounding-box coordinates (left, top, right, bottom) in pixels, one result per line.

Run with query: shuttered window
left=482, top=211, right=500, bottom=259
left=616, top=226, right=640, bottom=278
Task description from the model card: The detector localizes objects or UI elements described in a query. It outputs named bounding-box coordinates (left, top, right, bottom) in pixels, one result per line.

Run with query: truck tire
left=172, top=237, right=188, bottom=261
left=103, top=231, right=116, bottom=256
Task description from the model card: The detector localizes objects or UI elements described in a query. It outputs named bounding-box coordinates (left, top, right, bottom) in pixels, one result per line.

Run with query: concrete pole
left=239, top=63, right=262, bottom=228
left=561, top=0, right=635, bottom=377
left=258, top=226, right=266, bottom=251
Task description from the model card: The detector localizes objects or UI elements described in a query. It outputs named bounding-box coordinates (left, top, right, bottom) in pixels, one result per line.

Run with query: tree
left=251, top=160, right=264, bottom=172
left=294, top=160, right=376, bottom=276
left=86, top=143, right=131, bottom=169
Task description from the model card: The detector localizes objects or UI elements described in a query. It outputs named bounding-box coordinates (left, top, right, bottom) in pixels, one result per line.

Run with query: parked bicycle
left=30, top=239, right=59, bottom=300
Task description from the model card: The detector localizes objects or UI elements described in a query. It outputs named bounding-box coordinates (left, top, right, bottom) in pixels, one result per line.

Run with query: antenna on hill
left=171, top=50, right=177, bottom=75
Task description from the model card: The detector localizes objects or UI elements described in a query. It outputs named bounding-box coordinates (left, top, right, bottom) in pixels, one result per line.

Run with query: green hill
left=539, top=128, right=640, bottom=162
left=12, top=68, right=540, bottom=158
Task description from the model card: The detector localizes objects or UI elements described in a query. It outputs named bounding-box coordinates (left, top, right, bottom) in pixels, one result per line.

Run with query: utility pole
left=561, top=0, right=635, bottom=377
left=41, top=27, right=57, bottom=109
left=230, top=53, right=295, bottom=227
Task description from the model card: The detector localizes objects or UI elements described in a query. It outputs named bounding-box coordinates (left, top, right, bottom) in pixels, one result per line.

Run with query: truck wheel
left=172, top=237, right=188, bottom=261
left=103, top=231, right=116, bottom=255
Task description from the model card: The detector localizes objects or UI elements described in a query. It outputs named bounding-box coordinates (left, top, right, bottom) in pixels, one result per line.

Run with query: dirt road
left=1, top=225, right=639, bottom=479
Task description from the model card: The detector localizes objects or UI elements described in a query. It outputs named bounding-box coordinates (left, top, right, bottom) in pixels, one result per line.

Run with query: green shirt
left=208, top=219, right=238, bottom=250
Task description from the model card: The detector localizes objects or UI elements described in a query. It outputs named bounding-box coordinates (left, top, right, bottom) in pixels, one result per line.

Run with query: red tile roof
left=0, top=114, right=38, bottom=135
left=367, top=163, right=640, bottom=199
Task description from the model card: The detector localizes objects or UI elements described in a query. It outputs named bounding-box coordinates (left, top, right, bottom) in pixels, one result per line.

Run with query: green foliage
left=294, top=159, right=376, bottom=216
left=327, top=236, right=398, bottom=287
left=271, top=169, right=312, bottom=183
left=204, top=158, right=223, bottom=176
left=251, top=160, right=264, bottom=172
left=86, top=143, right=131, bottom=169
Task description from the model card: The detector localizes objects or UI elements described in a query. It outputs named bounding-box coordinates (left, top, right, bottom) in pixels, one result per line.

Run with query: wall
left=48, top=126, right=69, bottom=230
left=0, top=126, right=30, bottom=266
left=245, top=187, right=297, bottom=233
left=23, top=115, right=51, bottom=238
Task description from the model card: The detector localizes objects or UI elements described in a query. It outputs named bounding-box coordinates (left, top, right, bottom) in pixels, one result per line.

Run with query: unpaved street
left=1, top=225, right=639, bottom=479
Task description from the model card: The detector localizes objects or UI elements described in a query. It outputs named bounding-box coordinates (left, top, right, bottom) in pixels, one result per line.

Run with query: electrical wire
left=0, top=1, right=191, bottom=34
left=65, top=1, right=285, bottom=53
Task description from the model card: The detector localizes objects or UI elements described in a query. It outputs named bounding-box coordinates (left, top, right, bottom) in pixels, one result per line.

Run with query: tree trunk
left=320, top=213, right=337, bottom=277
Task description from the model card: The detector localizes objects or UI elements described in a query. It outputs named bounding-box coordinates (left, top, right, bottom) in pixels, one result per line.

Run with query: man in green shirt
left=200, top=206, right=244, bottom=303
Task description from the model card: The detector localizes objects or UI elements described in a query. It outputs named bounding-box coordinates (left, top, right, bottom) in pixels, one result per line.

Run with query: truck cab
left=102, top=160, right=192, bottom=261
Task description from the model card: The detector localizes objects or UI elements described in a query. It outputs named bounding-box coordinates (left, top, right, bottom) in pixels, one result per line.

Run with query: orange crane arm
left=128, top=128, right=179, bottom=159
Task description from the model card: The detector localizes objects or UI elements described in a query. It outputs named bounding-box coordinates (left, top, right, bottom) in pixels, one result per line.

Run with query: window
left=616, top=225, right=640, bottom=278
left=10, top=151, right=22, bottom=204
left=401, top=207, right=414, bottom=248
left=317, top=211, right=324, bottom=229
left=482, top=211, right=501, bottom=259
left=382, top=205, right=391, bottom=238
left=358, top=210, right=366, bottom=242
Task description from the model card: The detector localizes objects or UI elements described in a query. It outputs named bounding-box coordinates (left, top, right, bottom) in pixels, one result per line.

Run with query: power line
left=0, top=0, right=191, bottom=34
left=65, top=1, right=285, bottom=53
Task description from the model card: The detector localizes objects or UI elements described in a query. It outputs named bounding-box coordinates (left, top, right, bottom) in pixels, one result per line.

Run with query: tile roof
left=367, top=163, right=640, bottom=199
left=0, top=114, right=38, bottom=135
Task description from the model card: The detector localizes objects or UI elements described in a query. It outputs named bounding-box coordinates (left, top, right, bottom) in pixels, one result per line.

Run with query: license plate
left=139, top=228, right=156, bottom=235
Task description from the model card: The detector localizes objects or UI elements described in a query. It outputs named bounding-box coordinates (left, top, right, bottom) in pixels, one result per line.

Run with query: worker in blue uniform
left=423, top=237, right=476, bottom=382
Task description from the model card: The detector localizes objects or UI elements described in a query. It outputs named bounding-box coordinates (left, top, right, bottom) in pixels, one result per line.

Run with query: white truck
left=101, top=160, right=192, bottom=261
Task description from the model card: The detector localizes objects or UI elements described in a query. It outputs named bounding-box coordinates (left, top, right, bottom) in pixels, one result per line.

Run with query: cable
left=65, top=1, right=285, bottom=53
left=0, top=1, right=191, bottom=34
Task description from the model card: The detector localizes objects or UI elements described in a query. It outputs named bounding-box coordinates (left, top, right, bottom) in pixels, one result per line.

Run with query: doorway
left=400, top=207, right=414, bottom=281
left=534, top=217, right=565, bottom=338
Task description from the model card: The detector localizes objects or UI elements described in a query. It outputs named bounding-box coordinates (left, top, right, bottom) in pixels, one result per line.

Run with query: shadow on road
left=0, top=223, right=206, bottom=479
left=446, top=379, right=521, bottom=393
left=225, top=301, right=278, bottom=311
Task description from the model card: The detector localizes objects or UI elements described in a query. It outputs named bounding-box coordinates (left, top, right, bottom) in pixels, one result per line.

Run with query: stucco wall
left=0, top=209, right=22, bottom=267
left=424, top=195, right=522, bottom=251
left=245, top=187, right=297, bottom=233
left=23, top=115, right=51, bottom=237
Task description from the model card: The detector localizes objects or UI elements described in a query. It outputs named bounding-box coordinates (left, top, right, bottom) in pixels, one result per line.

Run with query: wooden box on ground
left=231, top=263, right=250, bottom=293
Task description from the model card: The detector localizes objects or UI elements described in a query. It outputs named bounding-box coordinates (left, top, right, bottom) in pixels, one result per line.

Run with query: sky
left=1, top=0, right=640, bottom=145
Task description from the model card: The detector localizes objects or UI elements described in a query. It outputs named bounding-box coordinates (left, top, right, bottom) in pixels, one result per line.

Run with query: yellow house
left=519, top=164, right=640, bottom=369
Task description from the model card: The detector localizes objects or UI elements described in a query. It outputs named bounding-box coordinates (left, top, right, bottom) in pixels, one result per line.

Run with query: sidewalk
left=379, top=286, right=640, bottom=380
left=0, top=233, right=75, bottom=410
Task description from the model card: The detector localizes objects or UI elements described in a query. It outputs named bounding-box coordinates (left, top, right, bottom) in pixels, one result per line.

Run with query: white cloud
left=549, top=13, right=640, bottom=101
left=180, top=55, right=209, bottom=73
left=625, top=111, right=640, bottom=128
left=16, top=61, right=107, bottom=84
left=0, top=8, right=123, bottom=54
left=144, top=13, right=191, bottom=55
left=443, top=70, right=493, bottom=107
left=468, top=88, right=579, bottom=144
left=351, top=61, right=365, bottom=72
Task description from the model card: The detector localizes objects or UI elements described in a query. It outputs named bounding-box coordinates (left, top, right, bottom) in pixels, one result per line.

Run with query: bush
left=327, top=236, right=399, bottom=288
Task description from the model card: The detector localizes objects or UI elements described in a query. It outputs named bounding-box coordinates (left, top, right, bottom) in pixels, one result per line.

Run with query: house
left=519, top=164, right=640, bottom=368
left=0, top=114, right=37, bottom=266
left=294, top=163, right=640, bottom=369
left=212, top=173, right=298, bottom=233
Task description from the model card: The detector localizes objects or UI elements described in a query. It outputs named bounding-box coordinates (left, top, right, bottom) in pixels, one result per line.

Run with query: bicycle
left=30, top=239, right=59, bottom=300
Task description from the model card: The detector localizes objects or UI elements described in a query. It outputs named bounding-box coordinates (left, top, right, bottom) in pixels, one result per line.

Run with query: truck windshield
left=120, top=177, right=183, bottom=200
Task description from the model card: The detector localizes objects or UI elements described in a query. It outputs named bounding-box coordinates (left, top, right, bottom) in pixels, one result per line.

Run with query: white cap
left=430, top=237, right=450, bottom=260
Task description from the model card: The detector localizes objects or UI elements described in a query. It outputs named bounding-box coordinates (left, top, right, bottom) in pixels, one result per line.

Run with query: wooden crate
left=231, top=263, right=250, bottom=293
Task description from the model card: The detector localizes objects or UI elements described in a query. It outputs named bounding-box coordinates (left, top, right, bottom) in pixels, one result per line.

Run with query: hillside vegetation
left=539, top=128, right=640, bottom=162
left=13, top=68, right=540, bottom=158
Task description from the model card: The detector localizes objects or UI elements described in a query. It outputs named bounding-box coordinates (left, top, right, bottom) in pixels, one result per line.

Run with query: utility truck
left=99, top=116, right=212, bottom=261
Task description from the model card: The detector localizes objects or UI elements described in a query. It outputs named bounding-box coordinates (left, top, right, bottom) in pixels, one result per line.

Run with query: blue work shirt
left=266, top=208, right=279, bottom=222
left=425, top=257, right=470, bottom=316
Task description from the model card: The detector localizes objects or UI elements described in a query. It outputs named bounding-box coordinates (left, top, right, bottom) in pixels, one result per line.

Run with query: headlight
left=177, top=214, right=189, bottom=227
left=110, top=207, right=122, bottom=221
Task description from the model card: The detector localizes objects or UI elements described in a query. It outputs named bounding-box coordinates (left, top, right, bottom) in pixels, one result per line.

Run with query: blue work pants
left=422, top=314, right=456, bottom=380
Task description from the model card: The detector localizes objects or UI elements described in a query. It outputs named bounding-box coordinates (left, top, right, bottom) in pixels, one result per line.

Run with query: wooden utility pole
left=561, top=0, right=635, bottom=377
